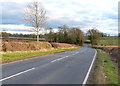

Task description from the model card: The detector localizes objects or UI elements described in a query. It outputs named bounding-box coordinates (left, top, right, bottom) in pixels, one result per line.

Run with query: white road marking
left=0, top=68, right=35, bottom=82
left=51, top=51, right=80, bottom=63
left=51, top=55, right=70, bottom=63
left=65, top=51, right=79, bottom=54
left=51, top=58, right=63, bottom=62
left=1, top=48, right=96, bottom=84
left=1, top=51, right=80, bottom=81
left=65, top=56, right=69, bottom=57
left=82, top=50, right=97, bottom=85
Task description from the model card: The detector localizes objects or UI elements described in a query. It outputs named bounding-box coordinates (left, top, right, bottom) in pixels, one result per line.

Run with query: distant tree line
left=2, top=26, right=115, bottom=46
left=1, top=32, right=35, bottom=38
left=1, top=32, right=42, bottom=41
left=1, top=25, right=85, bottom=45
left=45, top=25, right=85, bottom=45
left=9, top=33, right=36, bottom=38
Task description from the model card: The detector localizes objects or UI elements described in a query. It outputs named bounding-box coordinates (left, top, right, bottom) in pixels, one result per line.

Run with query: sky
left=0, top=0, right=119, bottom=35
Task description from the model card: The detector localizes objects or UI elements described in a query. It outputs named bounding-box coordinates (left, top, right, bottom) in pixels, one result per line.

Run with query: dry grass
left=93, top=46, right=119, bottom=62
left=2, top=41, right=79, bottom=52
left=50, top=42, right=78, bottom=48
left=2, top=41, right=52, bottom=52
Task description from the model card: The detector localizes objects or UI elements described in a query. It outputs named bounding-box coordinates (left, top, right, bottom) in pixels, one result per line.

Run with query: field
left=98, top=37, right=119, bottom=46
left=0, top=37, right=46, bottom=42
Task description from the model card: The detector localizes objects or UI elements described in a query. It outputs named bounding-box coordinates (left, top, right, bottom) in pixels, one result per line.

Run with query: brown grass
left=1, top=41, right=79, bottom=52
left=93, top=46, right=119, bottom=60
left=50, top=42, right=78, bottom=48
left=2, top=41, right=52, bottom=52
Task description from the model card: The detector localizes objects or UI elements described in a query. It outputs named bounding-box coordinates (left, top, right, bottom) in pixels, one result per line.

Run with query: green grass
left=86, top=37, right=119, bottom=46
left=96, top=49, right=118, bottom=84
left=103, top=51, right=118, bottom=84
left=88, top=49, right=118, bottom=84
left=98, top=37, right=119, bottom=46
left=1, top=47, right=80, bottom=63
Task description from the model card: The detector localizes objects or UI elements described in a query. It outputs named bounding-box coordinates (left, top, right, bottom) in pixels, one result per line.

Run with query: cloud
left=0, top=24, right=58, bottom=34
left=1, top=0, right=119, bottom=35
left=0, top=24, right=33, bottom=31
left=1, top=2, right=25, bottom=24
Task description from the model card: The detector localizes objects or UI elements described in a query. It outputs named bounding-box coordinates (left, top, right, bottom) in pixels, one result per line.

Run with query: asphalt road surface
left=1, top=46, right=97, bottom=84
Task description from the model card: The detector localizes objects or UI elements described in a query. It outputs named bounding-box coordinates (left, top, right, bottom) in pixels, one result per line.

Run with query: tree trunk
left=36, top=27, right=39, bottom=42
left=36, top=30, right=39, bottom=42
left=37, top=34, right=39, bottom=42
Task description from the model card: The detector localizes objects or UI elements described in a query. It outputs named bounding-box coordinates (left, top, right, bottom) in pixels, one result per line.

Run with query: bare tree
left=24, top=1, right=47, bottom=42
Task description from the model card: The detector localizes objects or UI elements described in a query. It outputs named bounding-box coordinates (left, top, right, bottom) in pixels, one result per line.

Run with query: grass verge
left=88, top=49, right=118, bottom=84
left=1, top=47, right=80, bottom=64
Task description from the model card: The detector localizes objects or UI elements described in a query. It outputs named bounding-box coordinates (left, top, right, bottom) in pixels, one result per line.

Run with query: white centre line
left=72, top=54, right=76, bottom=55
left=51, top=52, right=80, bottom=63
left=51, top=58, right=63, bottom=62
left=65, top=56, right=69, bottom=57
left=51, top=51, right=80, bottom=63
left=51, top=55, right=70, bottom=63
left=0, top=68, right=35, bottom=82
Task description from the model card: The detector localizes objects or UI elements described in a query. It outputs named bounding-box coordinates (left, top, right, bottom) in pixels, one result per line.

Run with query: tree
left=2, top=30, right=9, bottom=41
left=87, top=29, right=102, bottom=45
left=45, top=28, right=54, bottom=42
left=45, top=25, right=85, bottom=45
left=58, top=25, right=69, bottom=43
left=24, top=1, right=47, bottom=42
left=69, top=28, right=84, bottom=45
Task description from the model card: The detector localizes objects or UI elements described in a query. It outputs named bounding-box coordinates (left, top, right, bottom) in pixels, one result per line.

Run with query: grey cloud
left=47, top=17, right=97, bottom=28
left=1, top=0, right=118, bottom=36
left=2, top=2, right=25, bottom=24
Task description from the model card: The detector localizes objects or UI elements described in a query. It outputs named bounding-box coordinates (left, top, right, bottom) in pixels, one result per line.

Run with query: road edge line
left=0, top=67, right=35, bottom=82
left=82, top=49, right=97, bottom=85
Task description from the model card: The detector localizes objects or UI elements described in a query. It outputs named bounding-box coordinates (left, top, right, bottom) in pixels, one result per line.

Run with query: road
left=1, top=46, right=97, bottom=84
